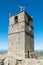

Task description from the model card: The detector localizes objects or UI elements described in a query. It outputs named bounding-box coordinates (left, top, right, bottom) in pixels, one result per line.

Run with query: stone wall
left=8, top=11, right=34, bottom=58
left=9, top=12, right=25, bottom=25
left=25, top=33, right=34, bottom=58
left=8, top=32, right=25, bottom=58
left=8, top=11, right=25, bottom=58
left=8, top=22, right=25, bottom=34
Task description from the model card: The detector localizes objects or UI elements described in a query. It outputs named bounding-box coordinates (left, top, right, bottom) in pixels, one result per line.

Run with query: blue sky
left=0, top=0, right=43, bottom=51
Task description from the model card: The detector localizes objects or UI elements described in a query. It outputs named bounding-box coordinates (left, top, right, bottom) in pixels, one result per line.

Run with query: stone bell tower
left=8, top=11, right=34, bottom=58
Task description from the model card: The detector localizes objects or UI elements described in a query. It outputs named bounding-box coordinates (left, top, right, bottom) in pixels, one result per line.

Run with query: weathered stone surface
left=4, top=58, right=43, bottom=65
left=8, top=32, right=25, bottom=58
left=4, top=57, right=16, bottom=65
left=9, top=22, right=25, bottom=34
left=8, top=11, right=34, bottom=58
left=25, top=33, right=34, bottom=58
left=9, top=12, right=25, bottom=25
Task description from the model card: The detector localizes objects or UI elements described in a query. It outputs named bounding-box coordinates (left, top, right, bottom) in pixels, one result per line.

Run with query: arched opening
left=15, top=16, right=18, bottom=24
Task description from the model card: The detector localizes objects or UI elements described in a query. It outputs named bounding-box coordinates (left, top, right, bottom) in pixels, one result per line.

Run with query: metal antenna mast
left=18, top=5, right=25, bottom=11
left=9, top=13, right=11, bottom=17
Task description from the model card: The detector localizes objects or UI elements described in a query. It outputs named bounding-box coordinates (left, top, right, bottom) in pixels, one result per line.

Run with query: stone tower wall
left=8, top=12, right=25, bottom=58
left=24, top=13, right=34, bottom=58
left=8, top=32, right=25, bottom=58
left=8, top=11, right=34, bottom=58
left=9, top=12, right=25, bottom=25
left=25, top=33, right=34, bottom=58
left=8, top=22, right=25, bottom=34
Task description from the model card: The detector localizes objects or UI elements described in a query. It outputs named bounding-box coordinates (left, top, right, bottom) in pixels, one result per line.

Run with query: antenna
left=31, top=16, right=33, bottom=18
left=18, top=5, right=25, bottom=11
left=23, top=7, right=25, bottom=11
left=9, top=13, right=11, bottom=17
